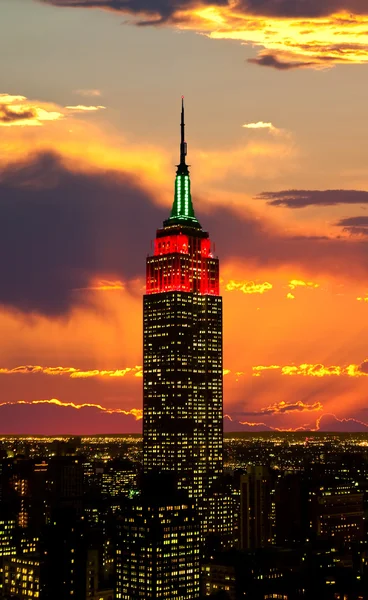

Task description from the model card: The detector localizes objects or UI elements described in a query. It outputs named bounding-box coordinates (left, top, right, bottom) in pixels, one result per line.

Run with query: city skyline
left=2, top=0, right=368, bottom=434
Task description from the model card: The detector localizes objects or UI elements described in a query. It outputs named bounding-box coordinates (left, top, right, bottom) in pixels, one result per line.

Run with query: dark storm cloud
left=341, top=227, right=368, bottom=236
left=39, top=0, right=227, bottom=22
left=237, top=400, right=322, bottom=416
left=204, top=203, right=368, bottom=282
left=0, top=152, right=164, bottom=315
left=39, top=0, right=368, bottom=19
left=2, top=152, right=368, bottom=317
left=247, top=53, right=319, bottom=70
left=335, top=216, right=368, bottom=236
left=0, top=402, right=141, bottom=435
left=317, top=413, right=368, bottom=432
left=0, top=105, right=37, bottom=124
left=358, top=360, right=368, bottom=374
left=257, top=189, right=368, bottom=208
left=336, top=216, right=368, bottom=227
left=241, top=0, right=368, bottom=18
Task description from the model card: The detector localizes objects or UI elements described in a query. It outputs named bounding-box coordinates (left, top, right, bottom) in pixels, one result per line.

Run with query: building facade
left=240, top=466, right=273, bottom=550
left=116, top=489, right=200, bottom=600
left=143, top=99, right=223, bottom=506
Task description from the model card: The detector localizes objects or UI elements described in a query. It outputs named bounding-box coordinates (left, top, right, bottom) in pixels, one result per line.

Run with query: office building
left=143, top=98, right=223, bottom=511
left=240, top=466, right=273, bottom=550
left=116, top=475, right=200, bottom=600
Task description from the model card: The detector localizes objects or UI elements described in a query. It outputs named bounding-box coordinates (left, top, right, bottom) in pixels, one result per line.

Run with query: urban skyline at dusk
left=2, top=1, right=368, bottom=434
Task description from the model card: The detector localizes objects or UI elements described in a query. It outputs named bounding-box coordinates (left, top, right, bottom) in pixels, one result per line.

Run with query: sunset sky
left=2, top=0, right=368, bottom=434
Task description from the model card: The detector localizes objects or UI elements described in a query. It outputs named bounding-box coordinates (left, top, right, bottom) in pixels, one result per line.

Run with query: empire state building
left=143, top=98, right=224, bottom=506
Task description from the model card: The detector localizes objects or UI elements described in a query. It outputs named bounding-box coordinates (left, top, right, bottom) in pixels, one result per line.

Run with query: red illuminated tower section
left=143, top=99, right=223, bottom=519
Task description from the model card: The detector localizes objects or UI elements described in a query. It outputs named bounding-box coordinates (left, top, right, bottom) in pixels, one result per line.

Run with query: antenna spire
left=178, top=96, right=188, bottom=174
left=165, top=97, right=201, bottom=228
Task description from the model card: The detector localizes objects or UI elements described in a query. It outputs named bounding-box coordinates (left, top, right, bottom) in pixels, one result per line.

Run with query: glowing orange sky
left=2, top=1, right=368, bottom=433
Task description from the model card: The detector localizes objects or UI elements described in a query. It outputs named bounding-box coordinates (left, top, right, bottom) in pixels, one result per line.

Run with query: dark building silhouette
left=46, top=456, right=84, bottom=520
left=239, top=466, right=273, bottom=550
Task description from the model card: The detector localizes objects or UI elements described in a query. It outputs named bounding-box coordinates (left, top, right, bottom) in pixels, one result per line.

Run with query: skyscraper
left=143, top=98, right=223, bottom=508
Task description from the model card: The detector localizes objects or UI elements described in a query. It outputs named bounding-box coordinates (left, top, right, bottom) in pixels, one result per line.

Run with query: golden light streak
left=238, top=420, right=270, bottom=428
left=357, top=296, right=368, bottom=302
left=0, top=365, right=143, bottom=379
left=252, top=365, right=280, bottom=377
left=65, top=105, right=106, bottom=112
left=237, top=413, right=368, bottom=432
left=288, top=279, right=320, bottom=290
left=242, top=122, right=277, bottom=132
left=226, top=280, right=273, bottom=294
left=252, top=361, right=368, bottom=377
left=282, top=364, right=345, bottom=377
left=0, top=398, right=142, bottom=420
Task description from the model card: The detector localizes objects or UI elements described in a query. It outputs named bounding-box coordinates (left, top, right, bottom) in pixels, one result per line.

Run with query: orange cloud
left=252, top=361, right=368, bottom=377
left=238, top=420, right=270, bottom=428
left=226, top=280, right=273, bottom=295
left=0, top=94, right=63, bottom=127
left=242, top=121, right=279, bottom=133
left=252, top=365, right=281, bottom=377
left=261, top=400, right=323, bottom=415
left=0, top=99, right=171, bottom=195
left=41, top=2, right=368, bottom=70
left=288, top=279, right=320, bottom=290
left=0, top=398, right=142, bottom=420
left=193, top=138, right=297, bottom=187
left=183, top=10, right=368, bottom=70
left=65, top=105, right=106, bottom=112
left=0, top=365, right=143, bottom=379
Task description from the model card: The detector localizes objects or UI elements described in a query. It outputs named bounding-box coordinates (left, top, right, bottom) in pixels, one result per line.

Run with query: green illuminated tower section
left=169, top=98, right=198, bottom=226
left=143, top=99, right=223, bottom=520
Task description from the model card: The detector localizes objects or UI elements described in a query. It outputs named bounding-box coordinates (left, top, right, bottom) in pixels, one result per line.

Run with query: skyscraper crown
left=166, top=98, right=201, bottom=228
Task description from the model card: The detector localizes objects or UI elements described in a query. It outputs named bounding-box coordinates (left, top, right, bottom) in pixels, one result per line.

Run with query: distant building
left=202, top=561, right=236, bottom=599
left=100, top=460, right=137, bottom=499
left=311, top=483, right=365, bottom=544
left=86, top=548, right=114, bottom=600
left=116, top=475, right=200, bottom=600
left=46, top=456, right=84, bottom=520
left=275, top=473, right=310, bottom=545
left=240, top=466, right=273, bottom=550
left=2, top=555, right=42, bottom=599
left=0, top=518, right=16, bottom=560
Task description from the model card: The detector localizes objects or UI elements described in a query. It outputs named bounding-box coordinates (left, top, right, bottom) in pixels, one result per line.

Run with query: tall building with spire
left=143, top=98, right=223, bottom=509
